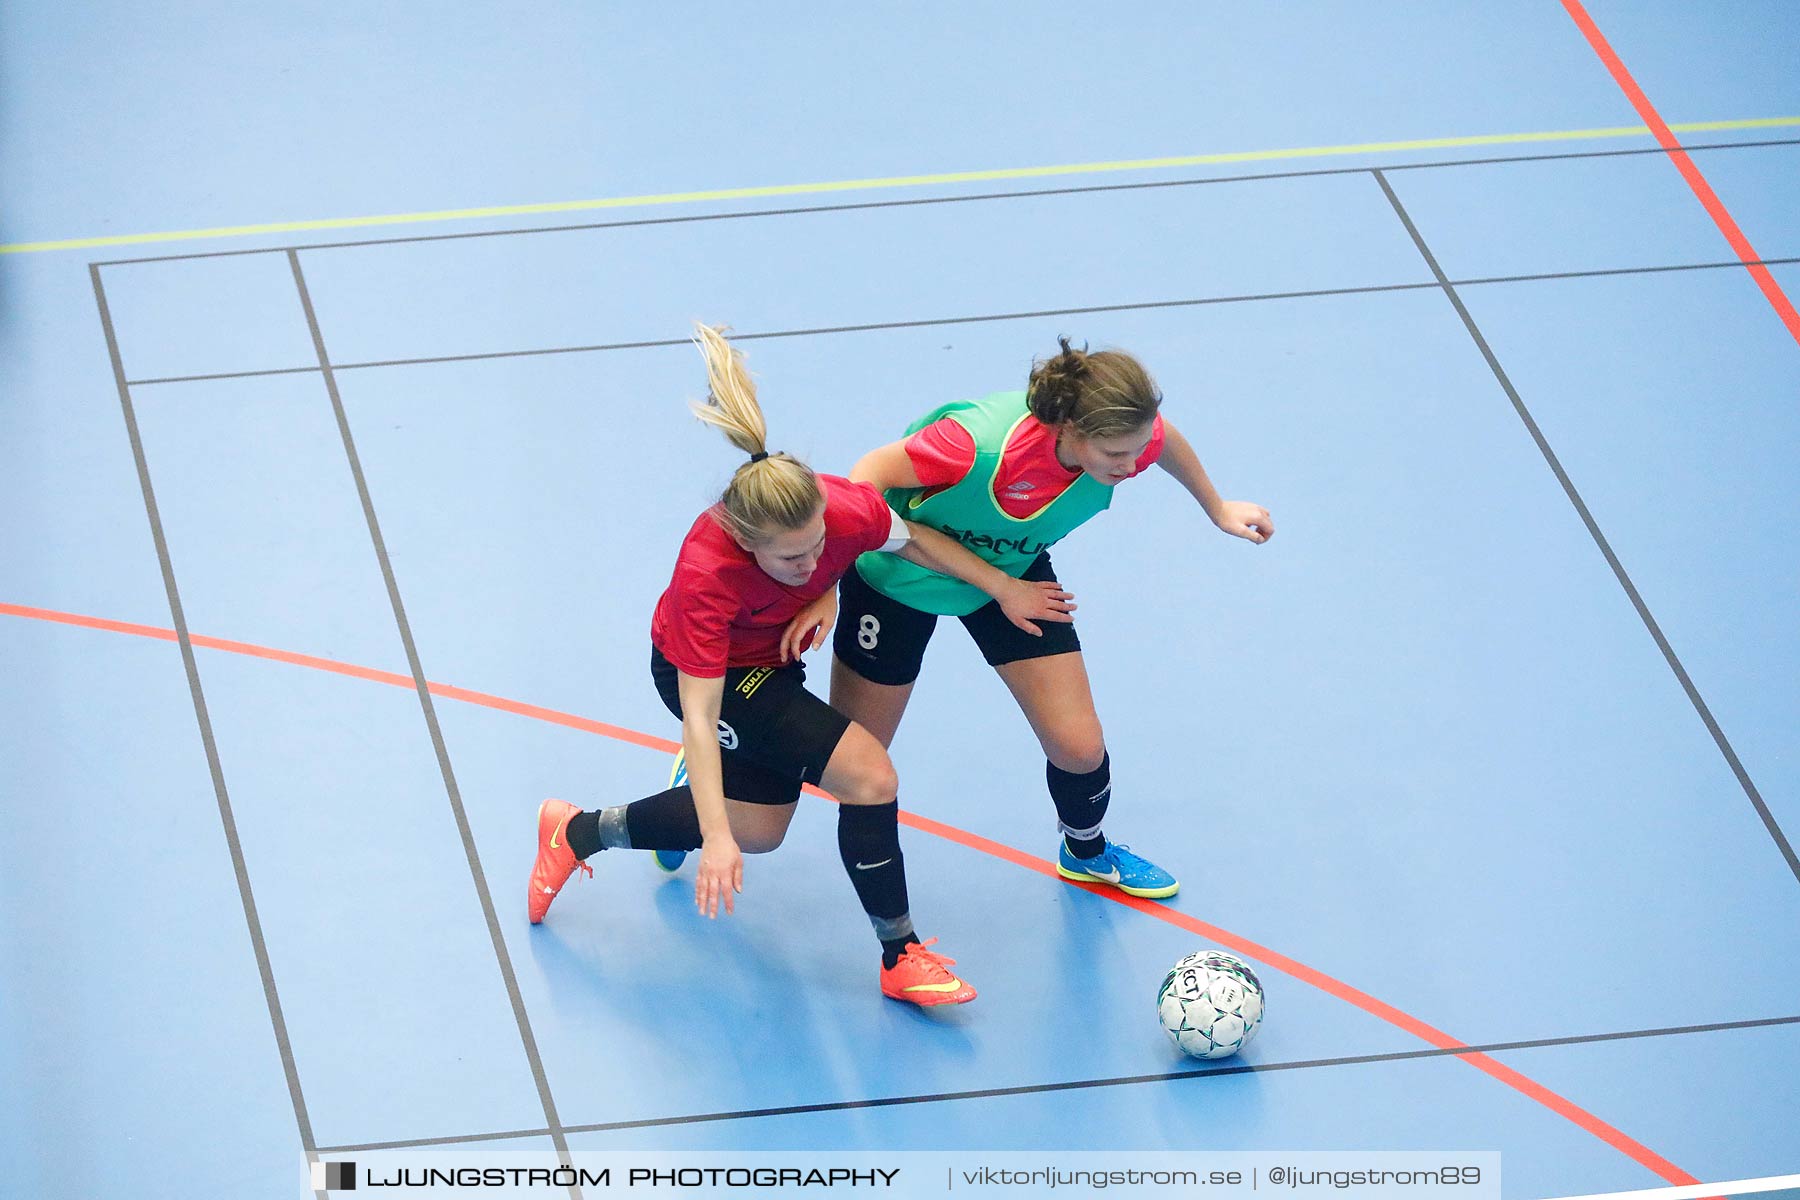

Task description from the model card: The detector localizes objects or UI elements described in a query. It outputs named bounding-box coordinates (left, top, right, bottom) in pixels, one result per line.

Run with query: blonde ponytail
left=689, top=323, right=823, bottom=544
left=690, top=323, right=768, bottom=456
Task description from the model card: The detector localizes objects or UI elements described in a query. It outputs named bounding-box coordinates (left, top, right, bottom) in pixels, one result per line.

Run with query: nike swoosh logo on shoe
left=854, top=859, right=893, bottom=870
left=549, top=816, right=569, bottom=850
left=904, top=980, right=966, bottom=993
left=1079, top=863, right=1121, bottom=883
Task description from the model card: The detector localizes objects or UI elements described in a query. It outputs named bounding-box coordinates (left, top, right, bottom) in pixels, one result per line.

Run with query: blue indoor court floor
left=3, top=4, right=1798, bottom=1199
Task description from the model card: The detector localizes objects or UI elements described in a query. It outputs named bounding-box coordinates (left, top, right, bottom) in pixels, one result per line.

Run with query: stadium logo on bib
left=933, top=523, right=1056, bottom=557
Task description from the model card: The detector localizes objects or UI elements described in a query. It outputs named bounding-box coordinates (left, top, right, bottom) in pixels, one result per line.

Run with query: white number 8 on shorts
left=857, top=614, right=880, bottom=651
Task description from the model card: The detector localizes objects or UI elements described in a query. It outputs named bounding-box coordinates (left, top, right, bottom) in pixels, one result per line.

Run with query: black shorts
left=832, top=552, right=1082, bottom=687
left=650, top=646, right=852, bottom=806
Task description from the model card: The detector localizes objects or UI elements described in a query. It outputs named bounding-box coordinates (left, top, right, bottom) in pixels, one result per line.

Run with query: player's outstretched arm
left=1158, top=420, right=1274, bottom=544
left=675, top=670, right=744, bottom=917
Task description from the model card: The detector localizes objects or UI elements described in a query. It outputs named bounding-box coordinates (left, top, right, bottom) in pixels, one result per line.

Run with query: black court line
left=129, top=363, right=325, bottom=387
left=313, top=1012, right=1800, bottom=1153
left=1374, top=168, right=1800, bottom=889
left=122, top=280, right=1442, bottom=386
left=89, top=136, right=1800, bottom=268
left=287, top=251, right=583, bottom=1200
left=120, top=254, right=1800, bottom=389
left=89, top=264, right=330, bottom=1200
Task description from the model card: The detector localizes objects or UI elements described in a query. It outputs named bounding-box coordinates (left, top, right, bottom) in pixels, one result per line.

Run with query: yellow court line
left=5, top=116, right=1797, bottom=255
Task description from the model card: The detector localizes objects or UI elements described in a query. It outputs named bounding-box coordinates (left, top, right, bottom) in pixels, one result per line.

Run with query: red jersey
left=651, top=474, right=900, bottom=677
left=903, top=413, right=1165, bottom=518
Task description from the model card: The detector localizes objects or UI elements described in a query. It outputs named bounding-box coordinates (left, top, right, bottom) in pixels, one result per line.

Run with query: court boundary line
left=287, top=253, right=585, bottom=1200
left=14, top=118, right=1800, bottom=257
left=299, top=1013, right=1800, bottom=1152
left=1561, top=0, right=1800, bottom=346
left=79, top=134, right=1800, bottom=268
left=1375, top=169, right=1800, bottom=890
left=0, top=600, right=1713, bottom=1185
left=85, top=271, right=329, bottom=1200
left=113, top=254, right=1800, bottom=388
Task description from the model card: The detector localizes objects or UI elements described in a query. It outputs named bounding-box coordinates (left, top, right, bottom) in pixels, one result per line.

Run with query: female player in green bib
left=829, top=338, right=1273, bottom=898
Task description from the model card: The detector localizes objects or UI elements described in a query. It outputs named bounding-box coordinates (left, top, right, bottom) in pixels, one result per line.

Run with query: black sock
left=565, top=788, right=703, bottom=859
left=624, top=787, right=703, bottom=851
left=564, top=809, right=604, bottom=860
left=1048, top=752, right=1111, bottom=859
left=837, top=801, right=915, bottom=957
left=880, top=936, right=917, bottom=970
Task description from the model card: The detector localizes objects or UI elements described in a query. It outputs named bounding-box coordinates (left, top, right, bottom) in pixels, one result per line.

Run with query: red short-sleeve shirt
left=650, top=474, right=897, bottom=677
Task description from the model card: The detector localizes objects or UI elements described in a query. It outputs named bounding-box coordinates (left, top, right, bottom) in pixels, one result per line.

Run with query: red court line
left=1562, top=0, right=1800, bottom=347
left=0, top=601, right=672, bottom=753
left=3, top=598, right=1697, bottom=1185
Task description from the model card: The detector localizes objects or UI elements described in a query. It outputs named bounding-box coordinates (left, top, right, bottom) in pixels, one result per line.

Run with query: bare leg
left=993, top=651, right=1106, bottom=772
left=724, top=800, right=798, bottom=853
left=828, top=653, right=917, bottom=750
left=818, top=720, right=900, bottom=806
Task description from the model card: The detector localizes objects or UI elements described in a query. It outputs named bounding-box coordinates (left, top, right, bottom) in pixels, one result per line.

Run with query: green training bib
left=855, top=390, right=1114, bottom=616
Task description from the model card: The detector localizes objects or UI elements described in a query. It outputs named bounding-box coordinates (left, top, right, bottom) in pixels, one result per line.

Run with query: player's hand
left=695, top=835, right=743, bottom=917
left=780, top=590, right=837, bottom=662
left=998, top=578, right=1077, bottom=636
left=1215, top=500, right=1274, bottom=544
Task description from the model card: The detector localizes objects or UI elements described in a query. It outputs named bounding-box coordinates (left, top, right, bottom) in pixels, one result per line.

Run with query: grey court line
left=118, top=254, right=1800, bottom=389
left=88, top=135, right=1800, bottom=268
left=89, top=263, right=330, bottom=1200
left=1373, top=168, right=1800, bottom=889
left=313, top=1012, right=1800, bottom=1153
left=285, top=250, right=584, bottom=1200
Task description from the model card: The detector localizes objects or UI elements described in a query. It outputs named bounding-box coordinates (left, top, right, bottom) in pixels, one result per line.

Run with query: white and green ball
left=1157, top=950, right=1265, bottom=1060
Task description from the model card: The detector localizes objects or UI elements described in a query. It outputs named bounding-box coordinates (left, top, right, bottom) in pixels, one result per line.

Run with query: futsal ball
left=1157, top=950, right=1265, bottom=1060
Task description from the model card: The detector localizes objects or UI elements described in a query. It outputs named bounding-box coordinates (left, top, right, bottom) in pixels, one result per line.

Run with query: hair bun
left=1024, top=337, right=1160, bottom=436
left=1027, top=336, right=1091, bottom=424
left=1055, top=336, right=1089, bottom=376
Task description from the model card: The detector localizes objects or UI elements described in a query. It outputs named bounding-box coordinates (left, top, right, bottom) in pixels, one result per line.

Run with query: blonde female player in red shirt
left=528, top=325, right=1074, bottom=1006
left=829, top=338, right=1273, bottom=900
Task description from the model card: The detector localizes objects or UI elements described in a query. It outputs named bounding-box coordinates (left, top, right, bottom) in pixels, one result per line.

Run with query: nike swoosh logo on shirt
left=854, top=858, right=893, bottom=870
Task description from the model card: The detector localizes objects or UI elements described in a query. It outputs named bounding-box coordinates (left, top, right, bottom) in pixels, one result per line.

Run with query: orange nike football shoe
left=880, top=938, right=976, bottom=1006
left=529, top=798, right=592, bottom=923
